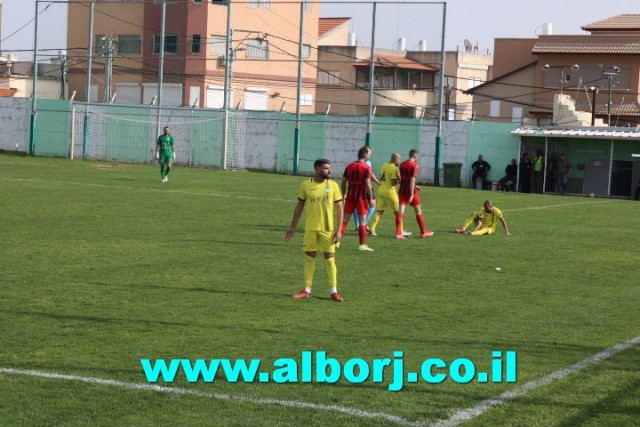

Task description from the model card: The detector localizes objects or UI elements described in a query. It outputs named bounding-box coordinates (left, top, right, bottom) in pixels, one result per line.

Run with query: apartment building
left=467, top=14, right=640, bottom=127
left=66, top=0, right=319, bottom=112
left=315, top=18, right=492, bottom=119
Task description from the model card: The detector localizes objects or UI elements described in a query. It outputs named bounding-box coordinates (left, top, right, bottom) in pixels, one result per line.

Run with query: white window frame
left=490, top=100, right=501, bottom=118
left=118, top=34, right=141, bottom=54
left=301, top=93, right=313, bottom=106
left=244, top=87, right=269, bottom=111
left=512, top=107, right=523, bottom=123
left=209, top=35, right=226, bottom=56
left=318, top=70, right=340, bottom=85
left=249, top=0, right=270, bottom=9
left=246, top=38, right=269, bottom=60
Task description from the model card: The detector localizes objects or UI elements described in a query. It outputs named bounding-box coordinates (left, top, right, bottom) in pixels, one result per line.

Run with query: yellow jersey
left=297, top=179, right=342, bottom=231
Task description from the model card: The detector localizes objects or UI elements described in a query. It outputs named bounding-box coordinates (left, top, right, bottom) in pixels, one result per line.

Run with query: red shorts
left=344, top=198, right=369, bottom=215
left=399, top=192, right=421, bottom=207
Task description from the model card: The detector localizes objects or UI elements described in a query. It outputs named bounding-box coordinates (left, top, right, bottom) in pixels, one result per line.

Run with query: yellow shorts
left=376, top=190, right=399, bottom=212
left=303, top=230, right=336, bottom=253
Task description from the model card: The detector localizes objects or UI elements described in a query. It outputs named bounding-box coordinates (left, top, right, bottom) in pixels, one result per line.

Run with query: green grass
left=1, top=154, right=639, bottom=426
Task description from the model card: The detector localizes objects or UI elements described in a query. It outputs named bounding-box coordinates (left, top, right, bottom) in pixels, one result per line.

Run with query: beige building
left=66, top=1, right=319, bottom=112
left=315, top=18, right=491, bottom=119
left=467, top=14, right=640, bottom=127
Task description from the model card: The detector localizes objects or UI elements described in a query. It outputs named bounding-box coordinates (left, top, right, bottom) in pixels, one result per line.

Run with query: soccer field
left=1, top=154, right=639, bottom=426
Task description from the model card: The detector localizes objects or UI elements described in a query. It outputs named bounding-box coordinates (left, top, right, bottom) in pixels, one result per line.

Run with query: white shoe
left=358, top=244, right=374, bottom=252
left=402, top=231, right=412, bottom=237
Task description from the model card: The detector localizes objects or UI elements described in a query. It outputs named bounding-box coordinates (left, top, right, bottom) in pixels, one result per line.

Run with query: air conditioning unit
left=218, top=56, right=227, bottom=66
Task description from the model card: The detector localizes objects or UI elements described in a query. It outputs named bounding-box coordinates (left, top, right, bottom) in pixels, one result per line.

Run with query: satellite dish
left=463, top=39, right=473, bottom=52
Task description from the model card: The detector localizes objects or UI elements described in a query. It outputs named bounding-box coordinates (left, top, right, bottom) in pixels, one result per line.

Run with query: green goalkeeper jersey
left=157, top=134, right=174, bottom=156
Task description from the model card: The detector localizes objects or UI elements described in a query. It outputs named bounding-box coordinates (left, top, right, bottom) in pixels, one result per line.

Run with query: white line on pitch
left=2, top=336, right=639, bottom=426
left=0, top=177, right=294, bottom=203
left=0, top=367, right=426, bottom=427
left=430, top=335, right=640, bottom=427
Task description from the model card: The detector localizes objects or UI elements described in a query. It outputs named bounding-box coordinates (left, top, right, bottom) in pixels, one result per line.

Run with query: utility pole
left=589, top=86, right=598, bottom=126
left=102, top=37, right=117, bottom=103
left=600, top=65, right=620, bottom=126
left=59, top=50, right=67, bottom=100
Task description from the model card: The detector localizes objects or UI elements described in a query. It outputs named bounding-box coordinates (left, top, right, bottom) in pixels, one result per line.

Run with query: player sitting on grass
left=455, top=200, right=511, bottom=236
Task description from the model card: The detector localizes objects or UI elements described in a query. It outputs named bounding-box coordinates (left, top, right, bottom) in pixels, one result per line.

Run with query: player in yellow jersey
left=455, top=200, right=511, bottom=236
left=285, top=159, right=345, bottom=302
left=368, top=153, right=408, bottom=239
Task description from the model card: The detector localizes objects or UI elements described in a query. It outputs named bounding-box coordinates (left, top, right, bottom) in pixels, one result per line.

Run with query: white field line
left=0, top=367, right=424, bottom=427
left=0, top=177, right=293, bottom=203
left=431, top=335, right=640, bottom=427
left=2, top=335, right=640, bottom=427
left=0, top=176, right=625, bottom=212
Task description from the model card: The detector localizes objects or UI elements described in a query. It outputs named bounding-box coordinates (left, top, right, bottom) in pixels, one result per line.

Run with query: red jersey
left=342, top=161, right=371, bottom=202
left=399, top=159, right=419, bottom=195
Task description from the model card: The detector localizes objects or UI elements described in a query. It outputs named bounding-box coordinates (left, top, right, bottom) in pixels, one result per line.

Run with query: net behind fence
left=71, top=103, right=247, bottom=170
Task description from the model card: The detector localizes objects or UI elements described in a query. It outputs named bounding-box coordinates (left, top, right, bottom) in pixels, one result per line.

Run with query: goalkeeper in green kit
left=155, top=126, right=175, bottom=182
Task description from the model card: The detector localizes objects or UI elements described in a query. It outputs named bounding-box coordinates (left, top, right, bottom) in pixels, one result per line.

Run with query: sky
left=0, top=0, right=636, bottom=60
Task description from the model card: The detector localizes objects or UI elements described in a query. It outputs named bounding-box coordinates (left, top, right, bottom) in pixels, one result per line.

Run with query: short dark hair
left=357, top=147, right=369, bottom=160
left=409, top=149, right=419, bottom=158
left=314, top=159, right=331, bottom=168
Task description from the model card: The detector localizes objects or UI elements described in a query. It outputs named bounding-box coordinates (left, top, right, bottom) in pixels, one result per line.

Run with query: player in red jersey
left=398, top=149, right=434, bottom=238
left=340, top=146, right=374, bottom=252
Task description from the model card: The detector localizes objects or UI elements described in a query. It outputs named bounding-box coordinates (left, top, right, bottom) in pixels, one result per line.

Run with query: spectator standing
left=556, top=154, right=572, bottom=195
left=519, top=152, right=533, bottom=193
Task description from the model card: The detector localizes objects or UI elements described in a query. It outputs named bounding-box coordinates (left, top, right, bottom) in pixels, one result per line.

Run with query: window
left=302, top=44, right=311, bottom=58
left=303, top=0, right=312, bottom=11
left=249, top=0, right=270, bottom=9
left=209, top=35, right=226, bottom=56
left=468, top=77, right=481, bottom=90
left=512, top=107, right=523, bottom=123
left=318, top=70, right=340, bottom=85
left=301, top=94, right=313, bottom=106
left=246, top=38, right=269, bottom=60
left=191, top=34, right=201, bottom=54
left=118, top=35, right=141, bottom=54
left=490, top=100, right=500, bottom=117
left=94, top=35, right=106, bottom=55
left=244, top=87, right=268, bottom=110
left=153, top=34, right=178, bottom=54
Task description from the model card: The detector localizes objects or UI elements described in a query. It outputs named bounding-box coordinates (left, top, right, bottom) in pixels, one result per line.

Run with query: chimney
left=542, top=22, right=553, bottom=35
left=418, top=40, right=427, bottom=52
left=348, top=32, right=357, bottom=47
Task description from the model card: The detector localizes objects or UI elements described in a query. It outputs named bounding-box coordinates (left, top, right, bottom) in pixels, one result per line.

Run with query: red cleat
left=395, top=234, right=406, bottom=240
left=455, top=228, right=465, bottom=233
left=421, top=231, right=435, bottom=238
left=292, top=290, right=311, bottom=299
left=331, top=292, right=344, bottom=302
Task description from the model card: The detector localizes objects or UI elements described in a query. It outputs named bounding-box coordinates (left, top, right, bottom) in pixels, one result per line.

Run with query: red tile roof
left=0, top=88, right=17, bottom=97
left=532, top=40, right=640, bottom=54
left=353, top=55, right=439, bottom=72
left=582, top=14, right=640, bottom=31
left=319, top=17, right=351, bottom=38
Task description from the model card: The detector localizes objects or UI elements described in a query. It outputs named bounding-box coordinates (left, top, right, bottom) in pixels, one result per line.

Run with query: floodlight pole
left=29, top=0, right=40, bottom=155
left=86, top=0, right=95, bottom=102
left=433, top=2, right=446, bottom=185
left=156, top=0, right=167, bottom=138
left=292, top=1, right=305, bottom=175
left=365, top=2, right=377, bottom=148
left=222, top=1, right=233, bottom=170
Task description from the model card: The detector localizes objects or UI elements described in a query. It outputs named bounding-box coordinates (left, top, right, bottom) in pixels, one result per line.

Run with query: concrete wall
left=0, top=97, right=523, bottom=187
left=0, top=97, right=30, bottom=152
